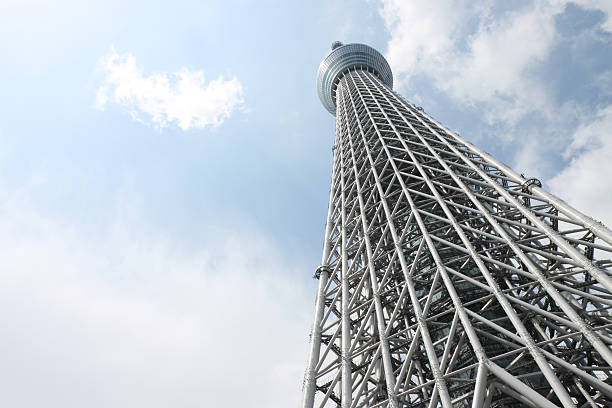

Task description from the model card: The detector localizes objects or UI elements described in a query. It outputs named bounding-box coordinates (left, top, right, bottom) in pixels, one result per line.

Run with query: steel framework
left=302, top=43, right=612, bottom=408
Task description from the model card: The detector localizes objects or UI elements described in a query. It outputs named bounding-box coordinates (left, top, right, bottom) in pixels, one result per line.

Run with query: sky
left=0, top=1, right=611, bottom=407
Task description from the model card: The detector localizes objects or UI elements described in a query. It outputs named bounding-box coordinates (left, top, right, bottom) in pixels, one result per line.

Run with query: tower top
left=317, top=43, right=393, bottom=115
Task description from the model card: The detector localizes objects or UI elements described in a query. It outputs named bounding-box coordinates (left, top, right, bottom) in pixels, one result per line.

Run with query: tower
left=302, top=43, right=612, bottom=408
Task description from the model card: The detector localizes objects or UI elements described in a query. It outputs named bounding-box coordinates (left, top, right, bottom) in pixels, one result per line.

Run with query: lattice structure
left=302, top=43, right=612, bottom=408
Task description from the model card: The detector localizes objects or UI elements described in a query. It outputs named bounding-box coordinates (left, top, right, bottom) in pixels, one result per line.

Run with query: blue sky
left=0, top=1, right=611, bottom=407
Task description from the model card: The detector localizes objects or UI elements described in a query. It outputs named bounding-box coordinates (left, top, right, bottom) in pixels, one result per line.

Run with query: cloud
left=548, top=104, right=612, bottom=228
left=379, top=1, right=612, bottom=125
left=573, top=0, right=612, bottom=32
left=0, top=193, right=312, bottom=407
left=95, top=49, right=244, bottom=131
left=379, top=1, right=565, bottom=126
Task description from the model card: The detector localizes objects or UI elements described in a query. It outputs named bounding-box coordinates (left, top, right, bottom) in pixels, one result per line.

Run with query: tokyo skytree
left=302, top=42, right=612, bottom=408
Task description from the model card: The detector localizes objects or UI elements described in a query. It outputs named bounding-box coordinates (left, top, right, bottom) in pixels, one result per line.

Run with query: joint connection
left=314, top=265, right=331, bottom=279
left=521, top=177, right=542, bottom=192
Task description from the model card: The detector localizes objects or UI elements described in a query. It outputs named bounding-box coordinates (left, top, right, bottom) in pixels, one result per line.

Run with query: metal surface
left=317, top=43, right=393, bottom=115
left=303, top=43, right=612, bottom=408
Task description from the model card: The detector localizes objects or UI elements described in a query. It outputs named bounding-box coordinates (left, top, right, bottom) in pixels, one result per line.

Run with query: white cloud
left=0, top=194, right=312, bottom=407
left=379, top=0, right=474, bottom=85
left=379, top=1, right=612, bottom=126
left=96, top=49, right=244, bottom=131
left=548, top=104, right=612, bottom=228
left=379, top=1, right=565, bottom=126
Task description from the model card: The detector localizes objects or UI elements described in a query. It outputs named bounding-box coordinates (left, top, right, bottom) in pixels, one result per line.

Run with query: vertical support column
left=302, top=267, right=330, bottom=408
left=302, top=111, right=342, bottom=408
left=338, top=81, right=353, bottom=408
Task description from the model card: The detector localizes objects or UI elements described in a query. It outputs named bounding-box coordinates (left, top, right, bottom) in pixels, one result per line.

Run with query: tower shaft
left=305, top=45, right=612, bottom=408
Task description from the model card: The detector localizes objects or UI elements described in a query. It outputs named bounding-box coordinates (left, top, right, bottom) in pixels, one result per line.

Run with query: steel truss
left=303, top=68, right=612, bottom=408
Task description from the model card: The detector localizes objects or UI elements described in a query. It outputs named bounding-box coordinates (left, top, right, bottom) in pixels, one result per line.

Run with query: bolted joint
left=521, top=177, right=542, bottom=193
left=313, top=264, right=331, bottom=279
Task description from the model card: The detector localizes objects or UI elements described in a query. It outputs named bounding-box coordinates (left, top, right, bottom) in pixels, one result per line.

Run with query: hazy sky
left=0, top=1, right=611, bottom=407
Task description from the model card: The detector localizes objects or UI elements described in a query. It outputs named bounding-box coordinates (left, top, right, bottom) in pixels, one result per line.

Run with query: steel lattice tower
left=302, top=42, right=612, bottom=408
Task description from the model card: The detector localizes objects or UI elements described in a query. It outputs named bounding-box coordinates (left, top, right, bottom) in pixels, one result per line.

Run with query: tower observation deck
left=303, top=42, right=612, bottom=408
